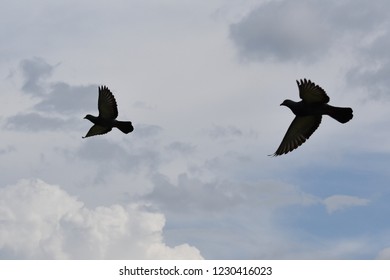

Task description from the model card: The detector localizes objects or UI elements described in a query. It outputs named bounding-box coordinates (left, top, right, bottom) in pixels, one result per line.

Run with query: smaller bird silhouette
left=83, top=86, right=134, bottom=138
left=271, top=79, right=353, bottom=156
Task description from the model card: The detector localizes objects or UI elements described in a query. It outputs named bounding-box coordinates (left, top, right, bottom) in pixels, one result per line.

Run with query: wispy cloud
left=323, top=195, right=370, bottom=214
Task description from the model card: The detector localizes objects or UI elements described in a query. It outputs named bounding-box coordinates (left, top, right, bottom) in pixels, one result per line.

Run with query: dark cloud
left=229, top=0, right=388, bottom=63
left=18, top=57, right=97, bottom=114
left=5, top=57, right=103, bottom=134
left=78, top=138, right=129, bottom=162
left=4, top=112, right=75, bottom=132
left=20, top=57, right=55, bottom=95
left=147, top=173, right=243, bottom=213
left=229, top=0, right=333, bottom=62
left=77, top=137, right=161, bottom=183
left=146, top=173, right=318, bottom=259
left=34, top=82, right=97, bottom=114
left=0, top=145, right=16, bottom=155
left=346, top=31, right=390, bottom=99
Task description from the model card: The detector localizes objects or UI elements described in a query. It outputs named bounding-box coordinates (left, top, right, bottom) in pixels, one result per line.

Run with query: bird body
left=83, top=86, right=134, bottom=138
left=281, top=99, right=352, bottom=123
left=271, top=79, right=353, bottom=156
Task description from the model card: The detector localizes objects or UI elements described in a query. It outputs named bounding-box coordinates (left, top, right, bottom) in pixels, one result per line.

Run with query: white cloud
left=0, top=179, right=202, bottom=259
left=323, top=195, right=370, bottom=214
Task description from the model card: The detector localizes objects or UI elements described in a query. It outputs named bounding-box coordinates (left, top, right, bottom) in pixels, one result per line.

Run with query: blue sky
left=1, top=0, right=390, bottom=259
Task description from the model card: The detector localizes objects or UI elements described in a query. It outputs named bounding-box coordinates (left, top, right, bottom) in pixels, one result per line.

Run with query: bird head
left=84, top=114, right=94, bottom=121
left=280, top=99, right=294, bottom=107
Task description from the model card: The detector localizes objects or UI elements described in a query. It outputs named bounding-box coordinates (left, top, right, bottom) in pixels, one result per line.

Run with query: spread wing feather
left=297, top=79, right=329, bottom=104
left=98, top=86, right=118, bottom=119
left=271, top=115, right=322, bottom=156
left=82, top=124, right=112, bottom=138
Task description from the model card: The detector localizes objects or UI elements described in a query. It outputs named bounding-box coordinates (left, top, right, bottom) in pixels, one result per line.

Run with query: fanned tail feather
left=114, top=121, right=134, bottom=134
left=325, top=105, right=353, bottom=123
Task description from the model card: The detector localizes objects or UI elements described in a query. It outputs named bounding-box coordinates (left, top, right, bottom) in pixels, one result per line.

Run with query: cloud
left=20, top=57, right=55, bottom=95
left=376, top=247, right=390, bottom=259
left=346, top=30, right=390, bottom=99
left=146, top=173, right=321, bottom=258
left=4, top=112, right=75, bottom=132
left=0, top=179, right=202, bottom=259
left=2, top=2, right=389, bottom=260
left=165, top=141, right=196, bottom=155
left=34, top=82, right=97, bottom=114
left=0, top=146, right=15, bottom=156
left=132, top=124, right=163, bottom=139
left=4, top=57, right=106, bottom=133
left=229, top=0, right=333, bottom=62
left=323, top=195, right=370, bottom=214
left=207, top=124, right=243, bottom=139
left=206, top=124, right=258, bottom=140
left=229, top=0, right=389, bottom=63
left=18, top=58, right=97, bottom=114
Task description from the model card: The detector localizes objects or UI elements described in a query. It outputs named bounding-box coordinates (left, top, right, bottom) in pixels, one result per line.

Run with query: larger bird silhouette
left=83, top=86, right=134, bottom=138
left=271, top=79, right=353, bottom=156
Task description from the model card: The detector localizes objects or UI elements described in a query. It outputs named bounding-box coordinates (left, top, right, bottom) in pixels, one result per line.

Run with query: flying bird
left=271, top=79, right=353, bottom=156
left=83, top=86, right=134, bottom=138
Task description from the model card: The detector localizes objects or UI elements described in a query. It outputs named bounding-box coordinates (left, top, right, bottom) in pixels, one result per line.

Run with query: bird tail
left=325, top=105, right=353, bottom=123
left=114, top=121, right=134, bottom=134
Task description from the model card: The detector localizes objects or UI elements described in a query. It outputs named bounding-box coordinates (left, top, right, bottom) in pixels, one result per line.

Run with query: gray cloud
left=4, top=112, right=75, bottom=132
left=229, top=0, right=388, bottom=63
left=165, top=141, right=196, bottom=155
left=132, top=124, right=162, bottom=139
left=148, top=173, right=316, bottom=214
left=206, top=125, right=258, bottom=143
left=35, top=82, right=97, bottom=114
left=229, top=0, right=333, bottom=62
left=0, top=145, right=15, bottom=156
left=208, top=124, right=243, bottom=138
left=18, top=57, right=98, bottom=114
left=76, top=137, right=161, bottom=184
left=5, top=57, right=107, bottom=133
left=20, top=57, right=54, bottom=95
left=346, top=31, right=390, bottom=99
left=146, top=173, right=322, bottom=258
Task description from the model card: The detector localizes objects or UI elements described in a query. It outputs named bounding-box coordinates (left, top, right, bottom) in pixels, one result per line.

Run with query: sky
left=1, top=0, right=390, bottom=259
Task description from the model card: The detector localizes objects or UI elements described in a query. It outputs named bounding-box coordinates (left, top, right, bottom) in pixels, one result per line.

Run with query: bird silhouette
left=271, top=79, right=353, bottom=156
left=83, top=86, right=134, bottom=138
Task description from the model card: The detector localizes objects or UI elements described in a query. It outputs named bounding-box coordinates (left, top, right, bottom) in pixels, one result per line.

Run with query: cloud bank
left=0, top=179, right=202, bottom=259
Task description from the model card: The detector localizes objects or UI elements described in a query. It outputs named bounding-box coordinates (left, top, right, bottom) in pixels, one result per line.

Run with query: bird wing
left=271, top=115, right=322, bottom=156
left=98, top=86, right=118, bottom=119
left=297, top=79, right=329, bottom=104
left=82, top=124, right=112, bottom=138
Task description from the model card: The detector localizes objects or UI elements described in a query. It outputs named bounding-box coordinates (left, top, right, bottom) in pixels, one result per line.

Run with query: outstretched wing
left=271, top=115, right=322, bottom=156
left=297, top=79, right=329, bottom=104
left=82, top=124, right=112, bottom=138
left=98, top=86, right=118, bottom=119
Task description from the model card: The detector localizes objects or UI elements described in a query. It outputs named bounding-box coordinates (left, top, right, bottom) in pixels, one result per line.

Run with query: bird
left=271, top=79, right=353, bottom=156
left=83, top=86, right=134, bottom=138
